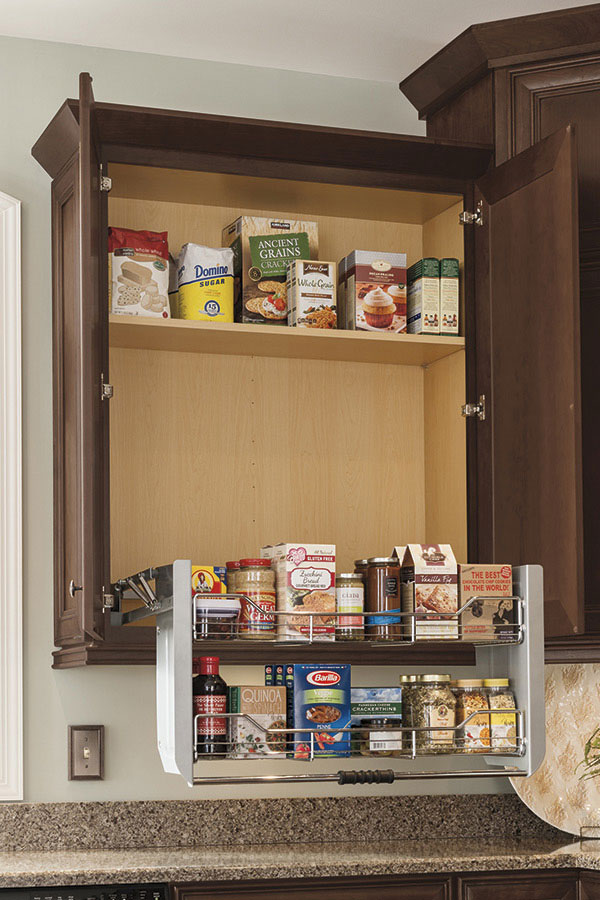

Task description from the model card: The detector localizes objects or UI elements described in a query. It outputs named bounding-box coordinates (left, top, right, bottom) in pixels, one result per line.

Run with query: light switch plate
left=68, top=725, right=104, bottom=780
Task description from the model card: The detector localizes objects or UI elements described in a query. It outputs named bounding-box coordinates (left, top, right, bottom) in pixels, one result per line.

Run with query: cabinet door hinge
left=461, top=394, right=486, bottom=420
left=99, top=165, right=112, bottom=193
left=459, top=201, right=483, bottom=227
left=101, top=373, right=113, bottom=400
left=102, top=589, right=115, bottom=610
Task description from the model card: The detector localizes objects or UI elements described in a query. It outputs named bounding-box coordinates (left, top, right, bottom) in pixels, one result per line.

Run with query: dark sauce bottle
left=193, top=656, right=228, bottom=758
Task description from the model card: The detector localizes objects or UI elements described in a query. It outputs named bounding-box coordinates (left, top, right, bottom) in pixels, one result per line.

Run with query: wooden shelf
left=109, top=316, right=464, bottom=366
left=192, top=639, right=476, bottom=666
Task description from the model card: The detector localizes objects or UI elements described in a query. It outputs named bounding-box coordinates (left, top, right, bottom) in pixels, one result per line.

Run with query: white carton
left=401, top=544, right=458, bottom=640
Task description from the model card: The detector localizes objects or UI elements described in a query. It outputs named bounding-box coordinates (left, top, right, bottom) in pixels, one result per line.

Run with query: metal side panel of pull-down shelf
left=148, top=562, right=544, bottom=787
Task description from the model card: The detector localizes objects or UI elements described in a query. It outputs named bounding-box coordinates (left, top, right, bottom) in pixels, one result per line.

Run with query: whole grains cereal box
left=261, top=543, right=335, bottom=641
left=191, top=565, right=227, bottom=596
left=401, top=544, right=458, bottom=640
left=222, top=216, right=318, bottom=325
left=292, top=664, right=351, bottom=758
left=459, top=564, right=514, bottom=641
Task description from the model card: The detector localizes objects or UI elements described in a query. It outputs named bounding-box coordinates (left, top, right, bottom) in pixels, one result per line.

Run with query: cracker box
left=401, top=544, right=458, bottom=640
left=350, top=687, right=403, bottom=757
left=287, top=260, right=337, bottom=328
left=191, top=565, right=227, bottom=595
left=292, top=664, right=351, bottom=758
left=341, top=250, right=407, bottom=332
left=228, top=685, right=287, bottom=758
left=440, top=257, right=459, bottom=335
left=222, top=216, right=318, bottom=325
left=407, top=257, right=440, bottom=334
left=262, top=543, right=336, bottom=641
left=459, top=564, right=514, bottom=641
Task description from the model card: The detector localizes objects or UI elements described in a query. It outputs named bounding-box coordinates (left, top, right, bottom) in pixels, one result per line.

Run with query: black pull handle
left=337, top=769, right=395, bottom=785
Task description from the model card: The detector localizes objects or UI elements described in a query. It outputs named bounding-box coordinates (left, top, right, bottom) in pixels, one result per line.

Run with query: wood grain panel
left=424, top=350, right=467, bottom=562
left=109, top=348, right=425, bottom=580
left=458, top=871, right=578, bottom=900
left=174, top=875, right=452, bottom=900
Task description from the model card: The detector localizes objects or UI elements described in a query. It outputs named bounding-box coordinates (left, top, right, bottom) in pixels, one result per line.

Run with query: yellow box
left=177, top=244, right=234, bottom=322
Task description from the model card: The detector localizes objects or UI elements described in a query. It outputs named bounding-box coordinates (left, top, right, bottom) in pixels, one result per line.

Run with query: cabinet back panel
left=109, top=349, right=426, bottom=578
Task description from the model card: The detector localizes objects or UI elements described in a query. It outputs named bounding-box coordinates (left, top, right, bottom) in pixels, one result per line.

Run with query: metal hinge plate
left=102, top=589, right=114, bottom=610
left=101, top=374, right=113, bottom=400
left=99, top=167, right=112, bottom=192
left=459, top=201, right=483, bottom=227
left=461, top=394, right=486, bottom=420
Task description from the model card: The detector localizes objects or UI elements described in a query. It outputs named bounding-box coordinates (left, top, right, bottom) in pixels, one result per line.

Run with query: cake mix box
left=341, top=250, right=407, bottom=332
left=459, top=564, right=514, bottom=641
left=292, top=664, right=351, bottom=758
left=261, top=543, right=336, bottom=641
left=401, top=544, right=458, bottom=640
left=228, top=685, right=287, bottom=758
left=222, top=216, right=318, bottom=324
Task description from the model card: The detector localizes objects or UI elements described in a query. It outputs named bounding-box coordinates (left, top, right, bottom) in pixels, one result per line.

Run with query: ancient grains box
left=261, top=543, right=335, bottom=641
left=222, top=216, right=318, bottom=324
left=459, top=564, right=514, bottom=641
left=401, top=544, right=458, bottom=640
left=342, top=250, right=407, bottom=332
left=292, top=664, right=351, bottom=758
left=287, top=260, right=337, bottom=328
left=440, top=257, right=460, bottom=335
left=407, top=257, right=440, bottom=334
left=228, top=685, right=287, bottom=758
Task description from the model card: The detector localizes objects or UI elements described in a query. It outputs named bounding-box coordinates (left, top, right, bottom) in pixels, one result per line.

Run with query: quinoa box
left=459, top=564, right=514, bottom=641
left=228, top=685, right=287, bottom=758
left=222, top=216, right=318, bottom=325
left=292, top=664, right=351, bottom=758
left=401, top=544, right=458, bottom=640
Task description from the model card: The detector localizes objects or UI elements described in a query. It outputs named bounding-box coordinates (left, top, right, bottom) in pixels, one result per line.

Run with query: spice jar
left=484, top=678, right=517, bottom=752
left=237, top=558, right=276, bottom=640
left=452, top=679, right=490, bottom=753
left=194, top=595, right=241, bottom=640
left=356, top=717, right=403, bottom=758
left=366, top=558, right=402, bottom=640
left=336, top=573, right=364, bottom=640
left=399, top=674, right=418, bottom=750
left=226, top=560, right=240, bottom=594
left=410, top=674, right=456, bottom=753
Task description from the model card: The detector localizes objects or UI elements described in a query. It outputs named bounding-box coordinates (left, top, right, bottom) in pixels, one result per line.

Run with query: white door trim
left=0, top=191, right=23, bottom=800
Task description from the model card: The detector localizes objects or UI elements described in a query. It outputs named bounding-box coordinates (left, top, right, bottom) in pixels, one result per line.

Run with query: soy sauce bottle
left=193, top=656, right=228, bottom=758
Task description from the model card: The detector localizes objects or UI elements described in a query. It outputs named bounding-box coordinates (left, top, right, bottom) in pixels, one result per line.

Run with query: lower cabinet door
left=172, top=876, right=451, bottom=900
left=458, top=872, right=578, bottom=900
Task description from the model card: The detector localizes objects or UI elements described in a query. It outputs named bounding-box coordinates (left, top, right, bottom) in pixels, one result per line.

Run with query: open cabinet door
left=473, top=125, right=583, bottom=638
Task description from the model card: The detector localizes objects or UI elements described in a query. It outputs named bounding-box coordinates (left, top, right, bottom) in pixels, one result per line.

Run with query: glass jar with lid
left=399, top=674, right=418, bottom=750
left=194, top=595, right=241, bottom=640
left=336, top=573, right=364, bottom=640
left=237, top=558, right=276, bottom=640
left=226, top=560, right=240, bottom=594
left=365, top=557, right=402, bottom=640
left=452, top=679, right=490, bottom=753
left=484, top=678, right=517, bottom=752
left=410, top=674, right=456, bottom=753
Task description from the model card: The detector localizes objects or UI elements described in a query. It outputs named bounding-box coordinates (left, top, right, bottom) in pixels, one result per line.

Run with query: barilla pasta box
left=222, top=216, right=318, bottom=325
left=191, top=565, right=227, bottom=595
left=292, top=664, right=351, bottom=758
left=401, top=545, right=458, bottom=640
left=342, top=250, right=407, bottom=332
left=459, top=564, right=514, bottom=641
left=262, top=543, right=336, bottom=641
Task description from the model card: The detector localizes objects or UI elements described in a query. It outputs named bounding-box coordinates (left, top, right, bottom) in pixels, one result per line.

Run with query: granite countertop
left=0, top=839, right=599, bottom=888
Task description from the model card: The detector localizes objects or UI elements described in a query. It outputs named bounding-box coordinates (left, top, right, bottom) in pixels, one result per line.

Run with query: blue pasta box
left=292, top=664, right=351, bottom=758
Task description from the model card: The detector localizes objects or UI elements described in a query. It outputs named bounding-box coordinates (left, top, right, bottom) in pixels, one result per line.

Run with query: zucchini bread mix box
left=222, top=216, right=318, bottom=324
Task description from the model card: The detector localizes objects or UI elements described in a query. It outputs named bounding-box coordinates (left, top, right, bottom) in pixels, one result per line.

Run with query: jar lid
left=483, top=678, right=510, bottom=687
left=354, top=559, right=369, bottom=566
left=367, top=556, right=397, bottom=564
left=226, top=560, right=241, bottom=569
left=194, top=595, right=241, bottom=616
left=399, top=674, right=418, bottom=683
left=418, top=674, right=451, bottom=683
left=239, top=558, right=271, bottom=567
left=338, top=572, right=364, bottom=581
left=452, top=679, right=485, bottom=688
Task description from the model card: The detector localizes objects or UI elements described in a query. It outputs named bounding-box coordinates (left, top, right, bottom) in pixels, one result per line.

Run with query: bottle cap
left=239, top=558, right=271, bottom=567
left=200, top=656, right=219, bottom=675
left=225, top=560, right=241, bottom=569
left=483, top=678, right=510, bottom=687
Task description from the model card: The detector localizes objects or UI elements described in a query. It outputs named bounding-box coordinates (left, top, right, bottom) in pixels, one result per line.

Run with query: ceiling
left=0, top=0, right=597, bottom=83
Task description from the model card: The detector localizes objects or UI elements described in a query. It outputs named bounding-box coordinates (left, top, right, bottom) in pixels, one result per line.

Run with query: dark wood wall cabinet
left=401, top=2, right=600, bottom=662
left=35, top=3, right=587, bottom=667
left=171, top=871, right=600, bottom=900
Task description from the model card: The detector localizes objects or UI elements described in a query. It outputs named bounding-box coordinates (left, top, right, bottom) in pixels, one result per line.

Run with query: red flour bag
left=108, top=227, right=170, bottom=318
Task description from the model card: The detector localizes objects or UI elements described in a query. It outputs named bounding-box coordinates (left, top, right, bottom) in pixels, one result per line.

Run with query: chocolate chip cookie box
left=401, top=544, right=458, bottom=640
left=222, top=216, right=318, bottom=325
left=459, top=564, right=514, bottom=641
